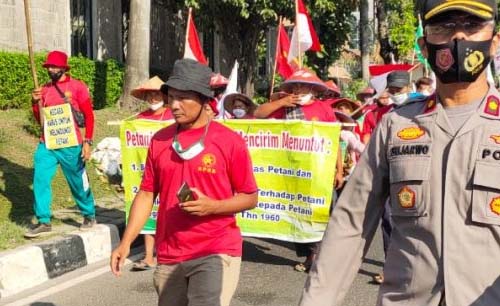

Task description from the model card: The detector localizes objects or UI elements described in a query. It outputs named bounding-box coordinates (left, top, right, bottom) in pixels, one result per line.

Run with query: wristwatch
left=84, top=139, right=93, bottom=146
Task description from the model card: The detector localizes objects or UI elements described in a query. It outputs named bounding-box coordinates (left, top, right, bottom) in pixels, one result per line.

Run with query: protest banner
left=121, top=119, right=340, bottom=241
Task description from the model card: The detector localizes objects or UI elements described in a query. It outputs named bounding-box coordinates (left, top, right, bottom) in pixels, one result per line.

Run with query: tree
left=120, top=0, right=151, bottom=111
left=386, top=0, right=416, bottom=62
left=359, top=0, right=370, bottom=81
left=160, top=0, right=355, bottom=96
left=375, top=0, right=395, bottom=64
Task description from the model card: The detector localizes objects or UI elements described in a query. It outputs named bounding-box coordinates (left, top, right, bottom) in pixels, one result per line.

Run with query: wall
left=0, top=0, right=71, bottom=53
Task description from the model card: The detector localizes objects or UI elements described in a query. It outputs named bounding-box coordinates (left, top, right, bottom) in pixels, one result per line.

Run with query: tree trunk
left=119, top=0, right=151, bottom=111
left=359, top=0, right=370, bottom=81
left=215, top=18, right=260, bottom=97
left=376, top=0, right=393, bottom=64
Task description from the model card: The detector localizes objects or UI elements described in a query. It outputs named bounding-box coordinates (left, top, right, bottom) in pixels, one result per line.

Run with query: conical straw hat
left=131, top=76, right=165, bottom=100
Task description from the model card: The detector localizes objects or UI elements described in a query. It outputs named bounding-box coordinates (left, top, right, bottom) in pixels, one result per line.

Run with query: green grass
left=0, top=107, right=135, bottom=250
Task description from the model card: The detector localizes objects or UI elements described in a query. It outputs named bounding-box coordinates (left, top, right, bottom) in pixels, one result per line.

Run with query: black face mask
left=48, top=70, right=64, bottom=82
left=426, top=38, right=492, bottom=83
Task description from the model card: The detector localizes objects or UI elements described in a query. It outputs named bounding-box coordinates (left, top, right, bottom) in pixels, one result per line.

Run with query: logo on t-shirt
left=197, top=153, right=217, bottom=174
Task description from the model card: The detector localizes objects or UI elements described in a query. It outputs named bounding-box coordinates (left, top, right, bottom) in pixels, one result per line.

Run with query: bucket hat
left=43, top=50, right=70, bottom=70
left=161, top=59, right=214, bottom=98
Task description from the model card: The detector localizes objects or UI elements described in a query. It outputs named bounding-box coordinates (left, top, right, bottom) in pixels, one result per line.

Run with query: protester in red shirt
left=111, top=59, right=258, bottom=306
left=254, top=69, right=344, bottom=273
left=127, top=76, right=173, bottom=271
left=132, top=76, right=174, bottom=121
left=25, top=50, right=96, bottom=238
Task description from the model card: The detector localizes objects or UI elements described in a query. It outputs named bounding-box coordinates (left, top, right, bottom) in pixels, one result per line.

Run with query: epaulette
left=483, top=95, right=500, bottom=117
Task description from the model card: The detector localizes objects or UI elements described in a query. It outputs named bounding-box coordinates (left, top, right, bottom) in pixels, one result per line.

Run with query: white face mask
left=390, top=93, right=408, bottom=106
left=232, top=108, right=247, bottom=118
left=149, top=101, right=164, bottom=111
left=297, top=93, right=313, bottom=105
left=420, top=90, right=432, bottom=97
left=171, top=122, right=210, bottom=160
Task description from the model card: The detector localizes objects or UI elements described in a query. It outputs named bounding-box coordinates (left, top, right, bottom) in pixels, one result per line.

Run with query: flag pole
left=409, top=15, right=420, bottom=83
left=23, top=0, right=43, bottom=127
left=24, top=0, right=38, bottom=88
left=295, top=0, right=302, bottom=69
left=269, top=16, right=283, bottom=98
left=185, top=7, right=192, bottom=51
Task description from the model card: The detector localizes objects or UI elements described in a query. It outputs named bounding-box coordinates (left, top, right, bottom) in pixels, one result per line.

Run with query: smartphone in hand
left=177, top=181, right=194, bottom=203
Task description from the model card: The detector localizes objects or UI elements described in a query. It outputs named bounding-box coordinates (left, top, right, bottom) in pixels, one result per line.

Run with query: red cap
left=43, top=50, right=70, bottom=70
left=209, top=73, right=228, bottom=89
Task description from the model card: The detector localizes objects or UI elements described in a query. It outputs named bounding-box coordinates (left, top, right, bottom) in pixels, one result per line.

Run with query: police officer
left=299, top=0, right=500, bottom=305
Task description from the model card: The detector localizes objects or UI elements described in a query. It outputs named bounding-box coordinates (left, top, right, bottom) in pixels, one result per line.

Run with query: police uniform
left=299, top=88, right=500, bottom=306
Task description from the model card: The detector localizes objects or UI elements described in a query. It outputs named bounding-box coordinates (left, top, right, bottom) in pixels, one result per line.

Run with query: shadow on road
left=242, top=240, right=297, bottom=266
left=363, top=257, right=384, bottom=267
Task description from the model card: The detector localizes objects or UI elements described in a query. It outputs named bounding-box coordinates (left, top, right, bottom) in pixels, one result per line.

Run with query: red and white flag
left=183, top=8, right=207, bottom=65
left=287, top=0, right=321, bottom=64
left=369, top=64, right=415, bottom=96
left=276, top=23, right=294, bottom=78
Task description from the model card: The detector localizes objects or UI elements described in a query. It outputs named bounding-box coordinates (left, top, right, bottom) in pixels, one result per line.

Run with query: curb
left=0, top=224, right=120, bottom=299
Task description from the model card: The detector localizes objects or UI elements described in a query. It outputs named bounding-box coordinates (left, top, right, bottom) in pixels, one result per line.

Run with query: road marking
left=4, top=252, right=143, bottom=306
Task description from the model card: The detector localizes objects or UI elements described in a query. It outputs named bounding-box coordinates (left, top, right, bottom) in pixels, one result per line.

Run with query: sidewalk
left=0, top=196, right=132, bottom=299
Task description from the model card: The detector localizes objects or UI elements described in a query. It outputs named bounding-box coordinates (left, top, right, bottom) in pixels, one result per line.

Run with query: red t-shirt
left=32, top=76, right=94, bottom=143
left=140, top=121, right=258, bottom=264
left=267, top=99, right=337, bottom=122
left=136, top=108, right=174, bottom=120
left=361, top=105, right=393, bottom=140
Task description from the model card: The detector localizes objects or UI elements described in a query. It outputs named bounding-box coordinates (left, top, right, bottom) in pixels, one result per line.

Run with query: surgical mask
left=426, top=38, right=492, bottom=84
left=390, top=93, right=408, bottom=106
left=232, top=108, right=247, bottom=118
left=420, top=90, right=432, bottom=96
left=48, top=70, right=64, bottom=82
left=171, top=121, right=210, bottom=160
left=149, top=101, right=164, bottom=111
left=297, top=93, right=313, bottom=105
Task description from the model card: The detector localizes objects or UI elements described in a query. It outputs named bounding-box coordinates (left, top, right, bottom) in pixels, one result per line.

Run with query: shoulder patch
left=484, top=95, right=500, bottom=117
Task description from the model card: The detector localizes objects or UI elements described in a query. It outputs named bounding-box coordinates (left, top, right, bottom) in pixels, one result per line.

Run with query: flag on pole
left=287, top=0, right=321, bottom=64
left=183, top=8, right=207, bottom=65
left=217, top=61, right=239, bottom=118
left=369, top=64, right=416, bottom=96
left=414, top=16, right=428, bottom=68
left=276, top=23, right=294, bottom=78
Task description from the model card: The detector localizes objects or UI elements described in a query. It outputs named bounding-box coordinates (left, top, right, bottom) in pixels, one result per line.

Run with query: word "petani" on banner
left=124, top=130, right=157, bottom=148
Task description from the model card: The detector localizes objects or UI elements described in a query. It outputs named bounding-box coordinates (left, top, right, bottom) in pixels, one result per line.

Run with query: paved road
left=5, top=230, right=384, bottom=306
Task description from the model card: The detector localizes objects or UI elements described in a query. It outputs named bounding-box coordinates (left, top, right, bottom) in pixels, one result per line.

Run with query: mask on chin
left=426, top=38, right=492, bottom=84
left=171, top=121, right=210, bottom=160
left=48, top=70, right=64, bottom=82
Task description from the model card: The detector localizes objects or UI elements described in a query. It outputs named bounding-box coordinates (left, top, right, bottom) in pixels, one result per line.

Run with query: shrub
left=0, top=51, right=124, bottom=110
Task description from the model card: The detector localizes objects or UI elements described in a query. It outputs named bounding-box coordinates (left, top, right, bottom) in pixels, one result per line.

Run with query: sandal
left=294, top=262, right=311, bottom=273
left=373, top=273, right=384, bottom=284
left=132, top=260, right=155, bottom=271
